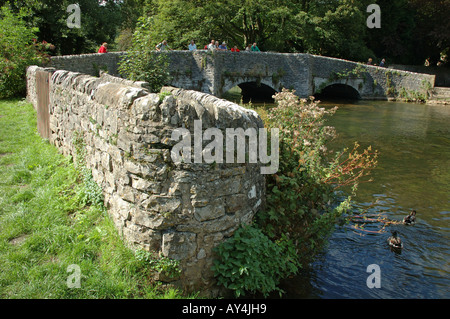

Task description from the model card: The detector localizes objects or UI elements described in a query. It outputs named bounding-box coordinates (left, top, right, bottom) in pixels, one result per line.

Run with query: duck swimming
left=388, top=231, right=403, bottom=249
left=403, top=210, right=416, bottom=225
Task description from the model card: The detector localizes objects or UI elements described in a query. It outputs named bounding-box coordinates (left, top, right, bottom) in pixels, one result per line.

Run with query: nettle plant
left=214, top=89, right=378, bottom=297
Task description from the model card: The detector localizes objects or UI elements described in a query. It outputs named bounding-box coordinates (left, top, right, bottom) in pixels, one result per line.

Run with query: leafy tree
left=0, top=5, right=49, bottom=98
left=407, top=0, right=450, bottom=64
left=135, top=0, right=376, bottom=59
left=294, top=0, right=375, bottom=60
left=117, top=16, right=171, bottom=92
left=0, top=0, right=123, bottom=55
left=364, top=0, right=417, bottom=65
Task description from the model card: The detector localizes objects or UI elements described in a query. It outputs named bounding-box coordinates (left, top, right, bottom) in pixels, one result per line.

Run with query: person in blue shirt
left=218, top=42, right=228, bottom=50
left=188, top=40, right=197, bottom=51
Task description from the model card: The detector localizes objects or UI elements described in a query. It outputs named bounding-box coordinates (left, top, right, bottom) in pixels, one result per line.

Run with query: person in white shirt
left=156, top=40, right=171, bottom=51
left=207, top=39, right=216, bottom=50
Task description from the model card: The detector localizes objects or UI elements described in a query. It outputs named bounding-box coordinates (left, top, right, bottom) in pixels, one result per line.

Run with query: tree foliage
left=0, top=0, right=123, bottom=55
left=117, top=16, right=171, bottom=92
left=121, top=0, right=448, bottom=65
left=1, top=0, right=447, bottom=65
left=0, top=5, right=50, bottom=98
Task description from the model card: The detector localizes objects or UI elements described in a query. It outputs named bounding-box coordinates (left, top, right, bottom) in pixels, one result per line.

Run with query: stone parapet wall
left=47, top=51, right=436, bottom=100
left=27, top=66, right=265, bottom=296
left=389, top=64, right=449, bottom=87
left=49, top=52, right=126, bottom=76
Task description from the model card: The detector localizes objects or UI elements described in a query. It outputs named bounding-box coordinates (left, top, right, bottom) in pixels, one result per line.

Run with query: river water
left=225, top=91, right=450, bottom=299
left=282, top=99, right=450, bottom=299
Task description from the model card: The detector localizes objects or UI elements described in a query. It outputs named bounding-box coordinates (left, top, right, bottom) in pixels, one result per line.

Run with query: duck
left=387, top=231, right=403, bottom=249
left=403, top=210, right=416, bottom=225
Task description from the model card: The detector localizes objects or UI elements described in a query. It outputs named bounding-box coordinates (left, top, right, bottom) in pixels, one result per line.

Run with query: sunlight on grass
left=0, top=99, right=192, bottom=299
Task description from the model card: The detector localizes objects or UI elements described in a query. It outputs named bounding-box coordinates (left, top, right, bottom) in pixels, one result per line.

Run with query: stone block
left=194, top=198, right=225, bottom=222
left=162, top=231, right=197, bottom=260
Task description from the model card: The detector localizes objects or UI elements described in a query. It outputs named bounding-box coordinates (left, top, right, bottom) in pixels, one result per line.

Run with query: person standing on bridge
left=207, top=39, right=215, bottom=50
left=231, top=45, right=240, bottom=52
left=251, top=42, right=260, bottom=52
left=379, top=58, right=386, bottom=67
left=218, top=42, right=228, bottom=50
left=156, top=40, right=171, bottom=51
left=188, top=40, right=197, bottom=51
left=98, top=42, right=108, bottom=53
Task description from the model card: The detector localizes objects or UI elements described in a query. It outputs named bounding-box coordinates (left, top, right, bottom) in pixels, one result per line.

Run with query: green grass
left=0, top=98, right=190, bottom=299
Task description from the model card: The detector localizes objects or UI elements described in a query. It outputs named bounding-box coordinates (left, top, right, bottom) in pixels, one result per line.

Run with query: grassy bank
left=0, top=99, right=188, bottom=298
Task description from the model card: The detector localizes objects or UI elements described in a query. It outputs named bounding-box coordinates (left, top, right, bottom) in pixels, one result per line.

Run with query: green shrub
left=213, top=90, right=378, bottom=297
left=212, top=225, right=299, bottom=298
left=256, top=89, right=378, bottom=259
left=0, top=5, right=50, bottom=98
left=117, top=16, right=171, bottom=92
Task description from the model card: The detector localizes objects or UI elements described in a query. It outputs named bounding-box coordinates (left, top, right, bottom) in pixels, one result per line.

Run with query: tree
left=408, top=0, right=450, bottom=65
left=133, top=0, right=305, bottom=51
left=117, top=16, right=171, bottom=93
left=135, top=0, right=377, bottom=60
left=0, top=5, right=49, bottom=97
left=0, top=0, right=123, bottom=55
left=293, top=0, right=375, bottom=60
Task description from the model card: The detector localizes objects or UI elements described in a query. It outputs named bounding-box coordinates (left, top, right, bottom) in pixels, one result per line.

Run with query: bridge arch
left=222, top=79, right=278, bottom=103
left=314, top=80, right=362, bottom=100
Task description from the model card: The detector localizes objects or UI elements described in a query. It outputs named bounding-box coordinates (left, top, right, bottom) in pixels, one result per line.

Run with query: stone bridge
left=50, top=51, right=436, bottom=101
left=27, top=50, right=436, bottom=296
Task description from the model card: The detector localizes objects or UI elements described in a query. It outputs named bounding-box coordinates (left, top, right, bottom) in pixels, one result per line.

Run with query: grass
left=0, top=98, right=190, bottom=299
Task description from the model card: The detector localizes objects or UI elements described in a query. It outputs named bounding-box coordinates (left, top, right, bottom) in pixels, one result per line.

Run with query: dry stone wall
left=27, top=66, right=265, bottom=296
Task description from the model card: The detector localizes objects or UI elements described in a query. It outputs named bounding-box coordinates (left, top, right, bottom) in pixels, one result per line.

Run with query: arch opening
left=222, top=83, right=276, bottom=104
left=315, top=83, right=361, bottom=101
left=239, top=82, right=277, bottom=103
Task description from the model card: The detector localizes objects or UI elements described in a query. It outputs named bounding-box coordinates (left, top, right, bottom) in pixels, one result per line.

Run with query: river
left=224, top=90, right=450, bottom=299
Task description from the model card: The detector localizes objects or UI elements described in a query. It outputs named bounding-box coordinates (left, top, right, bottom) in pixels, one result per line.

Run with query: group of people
left=202, top=39, right=260, bottom=52
left=366, top=57, right=386, bottom=67
left=97, top=39, right=261, bottom=53
left=152, top=39, right=261, bottom=52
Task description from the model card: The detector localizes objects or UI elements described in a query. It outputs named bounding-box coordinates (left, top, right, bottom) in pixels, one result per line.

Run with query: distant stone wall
left=49, top=52, right=126, bottom=76
left=26, top=66, right=40, bottom=111
left=27, top=66, right=265, bottom=296
left=389, top=64, right=450, bottom=87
